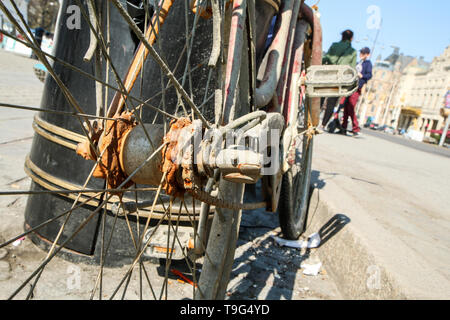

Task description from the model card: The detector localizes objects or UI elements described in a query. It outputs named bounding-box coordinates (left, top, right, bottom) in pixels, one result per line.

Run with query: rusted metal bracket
left=159, top=112, right=284, bottom=197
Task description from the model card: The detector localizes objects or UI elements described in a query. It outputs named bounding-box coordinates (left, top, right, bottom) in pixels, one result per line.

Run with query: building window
left=432, top=120, right=438, bottom=130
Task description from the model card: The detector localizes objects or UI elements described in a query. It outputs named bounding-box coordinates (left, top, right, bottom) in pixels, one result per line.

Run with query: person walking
left=320, top=29, right=357, bottom=129
left=340, top=47, right=373, bottom=136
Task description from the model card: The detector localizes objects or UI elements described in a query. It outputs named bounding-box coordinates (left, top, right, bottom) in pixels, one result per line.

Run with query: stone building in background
left=388, top=57, right=429, bottom=132
left=357, top=45, right=450, bottom=142
left=393, top=46, right=450, bottom=139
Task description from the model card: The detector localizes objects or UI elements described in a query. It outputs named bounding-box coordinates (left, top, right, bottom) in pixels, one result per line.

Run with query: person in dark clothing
left=356, top=47, right=373, bottom=89
left=340, top=47, right=373, bottom=136
left=321, top=29, right=357, bottom=129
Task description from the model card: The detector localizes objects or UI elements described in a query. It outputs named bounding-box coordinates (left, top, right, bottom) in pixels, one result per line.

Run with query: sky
left=1, top=0, right=448, bottom=63
left=308, top=0, right=450, bottom=62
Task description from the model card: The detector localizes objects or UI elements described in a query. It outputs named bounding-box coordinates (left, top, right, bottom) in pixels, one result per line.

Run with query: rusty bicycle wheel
left=0, top=0, right=319, bottom=300
left=0, top=0, right=260, bottom=300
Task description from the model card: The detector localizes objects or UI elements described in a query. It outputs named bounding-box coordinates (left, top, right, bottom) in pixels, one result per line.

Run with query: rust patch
left=94, top=112, right=136, bottom=192
left=161, top=117, right=192, bottom=197
left=75, top=123, right=102, bottom=161
left=76, top=139, right=96, bottom=161
left=76, top=112, right=137, bottom=194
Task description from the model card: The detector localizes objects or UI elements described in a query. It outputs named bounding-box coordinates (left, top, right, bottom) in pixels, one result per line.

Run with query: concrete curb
left=305, top=187, right=407, bottom=299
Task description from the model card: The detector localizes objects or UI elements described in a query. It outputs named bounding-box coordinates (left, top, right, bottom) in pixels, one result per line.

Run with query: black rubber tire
left=278, top=136, right=313, bottom=240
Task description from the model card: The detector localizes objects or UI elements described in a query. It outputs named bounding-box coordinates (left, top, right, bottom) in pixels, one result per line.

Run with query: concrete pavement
left=307, top=131, right=450, bottom=299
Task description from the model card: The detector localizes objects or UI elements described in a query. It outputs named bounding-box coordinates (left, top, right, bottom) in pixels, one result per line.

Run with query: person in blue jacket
left=340, top=47, right=373, bottom=136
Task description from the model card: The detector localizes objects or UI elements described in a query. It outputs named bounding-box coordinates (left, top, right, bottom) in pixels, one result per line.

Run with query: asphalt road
left=361, top=128, right=450, bottom=159
left=312, top=130, right=450, bottom=298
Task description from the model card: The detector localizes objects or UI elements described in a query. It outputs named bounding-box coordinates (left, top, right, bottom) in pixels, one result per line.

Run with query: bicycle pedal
left=304, top=65, right=358, bottom=98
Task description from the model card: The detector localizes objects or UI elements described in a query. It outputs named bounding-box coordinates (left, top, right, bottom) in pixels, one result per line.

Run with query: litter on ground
left=301, top=261, right=322, bottom=276
left=12, top=237, right=25, bottom=247
left=271, top=232, right=321, bottom=249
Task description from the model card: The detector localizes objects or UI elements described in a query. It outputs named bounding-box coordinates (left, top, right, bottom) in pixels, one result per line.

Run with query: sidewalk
left=306, top=131, right=450, bottom=299
left=0, top=50, right=42, bottom=144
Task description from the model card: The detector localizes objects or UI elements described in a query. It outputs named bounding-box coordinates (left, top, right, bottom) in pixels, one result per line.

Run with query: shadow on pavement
left=311, top=170, right=340, bottom=190
left=307, top=171, right=351, bottom=247
left=318, top=214, right=350, bottom=247
left=311, top=170, right=379, bottom=189
left=228, top=213, right=305, bottom=300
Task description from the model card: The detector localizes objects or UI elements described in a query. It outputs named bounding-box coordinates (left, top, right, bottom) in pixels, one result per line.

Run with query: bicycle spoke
left=133, top=184, right=144, bottom=300
left=0, top=103, right=118, bottom=121
left=154, top=2, right=168, bottom=131
left=0, top=29, right=210, bottom=122
left=120, top=268, right=133, bottom=300
left=0, top=192, right=102, bottom=250
left=89, top=193, right=120, bottom=300
left=24, top=145, right=111, bottom=299
left=74, top=0, right=133, bottom=116
left=111, top=0, right=210, bottom=128
left=0, top=0, right=265, bottom=301
left=8, top=141, right=166, bottom=299
left=74, top=0, right=160, bottom=152
left=93, top=199, right=108, bottom=300
left=0, top=187, right=156, bottom=197
left=109, top=197, right=171, bottom=299
left=88, top=143, right=167, bottom=299
left=0, top=1, right=95, bottom=142
left=182, top=0, right=202, bottom=99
